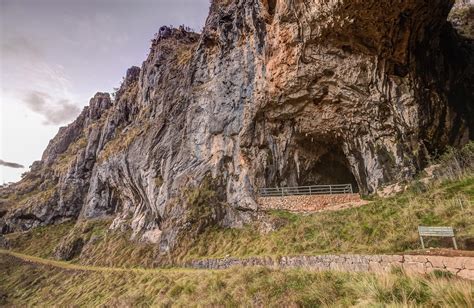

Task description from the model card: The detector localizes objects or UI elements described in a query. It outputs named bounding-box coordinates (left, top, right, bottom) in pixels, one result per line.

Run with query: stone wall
left=257, top=194, right=362, bottom=212
left=186, top=254, right=474, bottom=280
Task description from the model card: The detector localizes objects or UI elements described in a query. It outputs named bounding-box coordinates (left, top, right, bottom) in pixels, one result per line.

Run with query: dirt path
left=0, top=249, right=192, bottom=274
left=2, top=249, right=473, bottom=280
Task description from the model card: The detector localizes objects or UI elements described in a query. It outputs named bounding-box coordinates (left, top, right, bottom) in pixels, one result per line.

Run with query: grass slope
left=4, top=176, right=473, bottom=268
left=4, top=221, right=75, bottom=258
left=0, top=252, right=472, bottom=307
left=4, top=219, right=159, bottom=268
left=177, top=176, right=473, bottom=262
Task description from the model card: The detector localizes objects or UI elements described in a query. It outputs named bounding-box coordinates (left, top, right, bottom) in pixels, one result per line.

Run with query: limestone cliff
left=1, top=0, right=473, bottom=256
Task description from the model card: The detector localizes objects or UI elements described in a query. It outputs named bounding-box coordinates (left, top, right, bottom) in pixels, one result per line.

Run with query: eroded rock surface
left=1, top=1, right=473, bottom=258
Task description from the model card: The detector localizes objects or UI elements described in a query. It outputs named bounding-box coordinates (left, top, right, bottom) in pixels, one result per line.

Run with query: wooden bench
left=418, top=226, right=458, bottom=250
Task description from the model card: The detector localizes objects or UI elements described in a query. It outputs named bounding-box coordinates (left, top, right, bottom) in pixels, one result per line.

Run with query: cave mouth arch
left=297, top=143, right=360, bottom=193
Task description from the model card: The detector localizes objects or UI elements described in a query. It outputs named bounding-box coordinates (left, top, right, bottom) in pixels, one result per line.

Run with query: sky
left=0, top=0, right=210, bottom=184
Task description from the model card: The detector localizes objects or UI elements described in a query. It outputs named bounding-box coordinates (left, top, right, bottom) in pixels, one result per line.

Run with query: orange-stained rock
left=1, top=0, right=473, bottom=261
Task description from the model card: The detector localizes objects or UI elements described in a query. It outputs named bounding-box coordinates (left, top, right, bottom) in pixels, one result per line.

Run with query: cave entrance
left=298, top=144, right=359, bottom=193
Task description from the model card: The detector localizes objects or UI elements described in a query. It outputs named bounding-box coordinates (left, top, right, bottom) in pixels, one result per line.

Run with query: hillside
left=1, top=0, right=473, bottom=259
left=2, top=168, right=474, bottom=305
left=1, top=0, right=474, bottom=305
left=0, top=142, right=472, bottom=265
left=1, top=251, right=473, bottom=306
left=2, top=162, right=474, bottom=306
left=2, top=142, right=473, bottom=305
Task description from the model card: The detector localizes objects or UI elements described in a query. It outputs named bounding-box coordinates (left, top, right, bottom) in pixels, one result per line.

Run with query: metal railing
left=258, top=184, right=353, bottom=197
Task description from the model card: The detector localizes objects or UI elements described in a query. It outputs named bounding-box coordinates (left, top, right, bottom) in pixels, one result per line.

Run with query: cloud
left=0, top=35, right=43, bottom=61
left=1, top=32, right=81, bottom=126
left=23, top=91, right=81, bottom=125
left=0, top=160, right=25, bottom=169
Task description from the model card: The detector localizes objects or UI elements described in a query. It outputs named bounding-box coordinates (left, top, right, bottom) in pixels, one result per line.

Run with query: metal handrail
left=258, top=184, right=353, bottom=197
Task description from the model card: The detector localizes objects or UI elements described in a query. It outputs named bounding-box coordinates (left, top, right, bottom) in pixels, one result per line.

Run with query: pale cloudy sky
left=0, top=0, right=210, bottom=184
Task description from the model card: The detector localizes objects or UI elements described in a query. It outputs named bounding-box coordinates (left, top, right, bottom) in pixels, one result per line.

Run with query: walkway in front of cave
left=257, top=184, right=367, bottom=213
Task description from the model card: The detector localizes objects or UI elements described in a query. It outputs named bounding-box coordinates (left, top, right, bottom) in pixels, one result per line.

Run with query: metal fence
left=258, top=184, right=353, bottom=197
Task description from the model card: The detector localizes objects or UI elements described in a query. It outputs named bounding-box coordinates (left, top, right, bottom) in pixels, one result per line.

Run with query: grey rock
left=0, top=235, right=8, bottom=249
left=0, top=0, right=473, bottom=260
left=54, top=237, right=84, bottom=261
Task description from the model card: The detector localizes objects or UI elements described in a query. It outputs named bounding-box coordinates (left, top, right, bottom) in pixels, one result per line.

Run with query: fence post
left=420, top=235, right=425, bottom=249
left=309, top=186, right=312, bottom=195
left=329, top=185, right=332, bottom=195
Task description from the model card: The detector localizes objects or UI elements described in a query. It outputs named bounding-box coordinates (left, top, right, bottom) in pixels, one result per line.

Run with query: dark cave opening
left=264, top=134, right=361, bottom=193
left=297, top=144, right=360, bottom=193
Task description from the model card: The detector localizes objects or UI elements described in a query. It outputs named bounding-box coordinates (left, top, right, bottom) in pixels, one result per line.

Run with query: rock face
left=1, top=1, right=473, bottom=257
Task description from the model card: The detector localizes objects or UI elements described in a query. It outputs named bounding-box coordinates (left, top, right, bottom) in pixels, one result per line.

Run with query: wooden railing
left=258, top=184, right=353, bottom=197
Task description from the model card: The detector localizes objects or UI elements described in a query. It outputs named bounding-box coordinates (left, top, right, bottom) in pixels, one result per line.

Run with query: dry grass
left=5, top=221, right=76, bottom=258
left=53, top=136, right=88, bottom=173
left=433, top=141, right=474, bottom=181
left=98, top=127, right=135, bottom=162
left=4, top=144, right=473, bottom=270
left=5, top=175, right=473, bottom=268
left=98, top=124, right=148, bottom=162
left=1, top=184, right=57, bottom=211
left=6, top=219, right=162, bottom=270
left=5, top=219, right=159, bottom=269
left=2, top=145, right=473, bottom=306
left=176, top=46, right=195, bottom=66
left=0, top=251, right=472, bottom=307
left=154, top=175, right=164, bottom=187
left=77, top=229, right=158, bottom=268
left=172, top=142, right=474, bottom=262
left=177, top=175, right=474, bottom=262
left=212, top=0, right=234, bottom=9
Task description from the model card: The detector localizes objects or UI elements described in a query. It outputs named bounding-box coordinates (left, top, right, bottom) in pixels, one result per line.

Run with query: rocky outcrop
left=0, top=235, right=8, bottom=249
left=54, top=237, right=84, bottom=261
left=0, top=1, right=473, bottom=258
